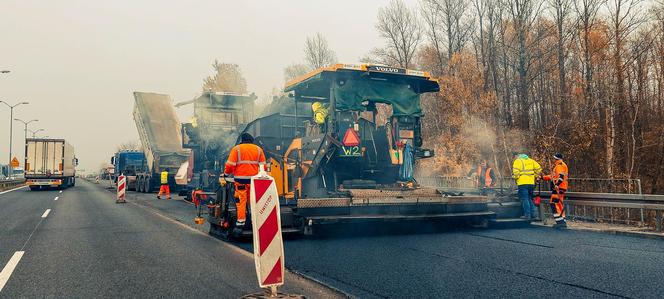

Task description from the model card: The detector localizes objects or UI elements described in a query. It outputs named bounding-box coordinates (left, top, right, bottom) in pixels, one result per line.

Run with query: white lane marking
left=0, top=251, right=25, bottom=292
left=0, top=186, right=27, bottom=196
left=41, top=209, right=51, bottom=218
left=59, top=190, right=62, bottom=193
left=54, top=197, right=59, bottom=201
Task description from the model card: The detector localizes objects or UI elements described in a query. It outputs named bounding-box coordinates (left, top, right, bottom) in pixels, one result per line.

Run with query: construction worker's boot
left=554, top=221, right=567, bottom=229
left=233, top=220, right=246, bottom=236
left=157, top=195, right=161, bottom=199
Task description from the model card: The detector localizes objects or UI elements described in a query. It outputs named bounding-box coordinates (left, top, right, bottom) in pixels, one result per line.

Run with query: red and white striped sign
left=116, top=174, right=126, bottom=203
left=250, top=170, right=284, bottom=288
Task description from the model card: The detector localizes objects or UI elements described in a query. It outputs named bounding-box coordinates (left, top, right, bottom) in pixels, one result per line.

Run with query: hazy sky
left=0, top=0, right=390, bottom=172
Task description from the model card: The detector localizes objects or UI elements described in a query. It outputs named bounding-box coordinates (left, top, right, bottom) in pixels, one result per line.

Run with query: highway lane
left=0, top=180, right=341, bottom=298
left=122, top=185, right=664, bottom=299
left=0, top=186, right=60, bottom=276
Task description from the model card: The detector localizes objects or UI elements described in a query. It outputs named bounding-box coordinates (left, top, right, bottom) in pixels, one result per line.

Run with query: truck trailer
left=24, top=138, right=77, bottom=190
left=133, top=92, right=191, bottom=193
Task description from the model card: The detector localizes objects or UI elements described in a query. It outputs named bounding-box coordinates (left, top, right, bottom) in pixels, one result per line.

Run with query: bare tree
left=283, top=63, right=311, bottom=83
left=602, top=0, right=647, bottom=178
left=202, top=61, right=248, bottom=93
left=548, top=0, right=573, bottom=117
left=421, top=0, right=447, bottom=74
left=573, top=0, right=605, bottom=105
left=376, top=0, right=423, bottom=68
left=116, top=140, right=141, bottom=152
left=304, top=33, right=337, bottom=69
left=504, top=0, right=545, bottom=130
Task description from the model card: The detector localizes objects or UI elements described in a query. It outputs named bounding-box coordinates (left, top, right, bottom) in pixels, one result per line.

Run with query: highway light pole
left=0, top=101, right=29, bottom=177
left=14, top=118, right=38, bottom=164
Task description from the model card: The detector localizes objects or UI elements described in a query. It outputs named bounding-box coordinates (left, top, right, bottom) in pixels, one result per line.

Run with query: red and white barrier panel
left=116, top=174, right=126, bottom=203
left=250, top=168, right=284, bottom=290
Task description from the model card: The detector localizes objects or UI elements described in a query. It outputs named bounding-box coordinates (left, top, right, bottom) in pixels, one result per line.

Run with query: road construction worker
left=467, top=159, right=496, bottom=195
left=311, top=101, right=328, bottom=125
left=541, top=152, right=569, bottom=228
left=157, top=168, right=171, bottom=200
left=512, top=152, right=542, bottom=220
left=221, top=132, right=266, bottom=228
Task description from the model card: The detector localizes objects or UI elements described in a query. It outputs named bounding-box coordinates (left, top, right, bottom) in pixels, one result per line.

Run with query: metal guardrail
left=547, top=192, right=664, bottom=231
left=417, top=176, right=663, bottom=231
left=416, top=176, right=643, bottom=194
left=0, top=179, right=25, bottom=191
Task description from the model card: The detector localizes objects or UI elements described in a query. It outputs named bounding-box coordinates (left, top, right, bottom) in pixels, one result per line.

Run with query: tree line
left=365, top=0, right=664, bottom=194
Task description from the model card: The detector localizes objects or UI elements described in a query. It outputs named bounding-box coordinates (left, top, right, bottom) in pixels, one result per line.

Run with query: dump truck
left=24, top=138, right=78, bottom=190
left=178, top=91, right=256, bottom=195
left=133, top=92, right=191, bottom=193
left=207, top=64, right=493, bottom=238
left=111, top=150, right=147, bottom=191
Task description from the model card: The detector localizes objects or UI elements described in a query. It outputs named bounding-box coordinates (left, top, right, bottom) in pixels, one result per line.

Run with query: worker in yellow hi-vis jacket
left=512, top=152, right=542, bottom=220
left=157, top=168, right=171, bottom=200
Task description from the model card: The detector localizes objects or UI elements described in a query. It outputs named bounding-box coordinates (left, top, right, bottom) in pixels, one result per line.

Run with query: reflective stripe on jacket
left=223, top=143, right=267, bottom=180
left=512, top=157, right=542, bottom=186
left=477, top=166, right=494, bottom=187
left=543, top=160, right=569, bottom=190
left=160, top=171, right=168, bottom=185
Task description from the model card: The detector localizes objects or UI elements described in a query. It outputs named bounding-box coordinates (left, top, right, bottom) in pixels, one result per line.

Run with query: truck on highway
left=111, top=150, right=147, bottom=191
left=133, top=91, right=191, bottom=193
left=24, top=138, right=78, bottom=190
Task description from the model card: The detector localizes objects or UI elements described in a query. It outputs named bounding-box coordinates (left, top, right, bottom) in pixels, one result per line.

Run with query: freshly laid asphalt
left=5, top=179, right=664, bottom=299
left=0, top=180, right=341, bottom=298
left=124, top=184, right=664, bottom=299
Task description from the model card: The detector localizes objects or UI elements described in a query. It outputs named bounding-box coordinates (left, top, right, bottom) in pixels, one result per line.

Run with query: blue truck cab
left=111, top=150, right=146, bottom=191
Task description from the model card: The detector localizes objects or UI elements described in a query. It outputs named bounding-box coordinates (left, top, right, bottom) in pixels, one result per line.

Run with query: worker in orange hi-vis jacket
left=220, top=133, right=266, bottom=228
left=542, top=153, right=569, bottom=229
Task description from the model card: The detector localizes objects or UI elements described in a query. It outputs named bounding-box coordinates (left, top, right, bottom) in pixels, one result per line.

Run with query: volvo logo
left=370, top=66, right=404, bottom=74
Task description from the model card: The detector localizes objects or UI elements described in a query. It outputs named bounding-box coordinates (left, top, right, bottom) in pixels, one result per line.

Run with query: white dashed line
left=0, top=251, right=25, bottom=292
left=41, top=209, right=51, bottom=218
left=54, top=197, right=59, bottom=201
left=59, top=190, right=62, bottom=193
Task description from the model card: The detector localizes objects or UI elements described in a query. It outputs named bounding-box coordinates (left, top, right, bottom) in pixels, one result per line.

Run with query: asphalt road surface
left=0, top=180, right=340, bottom=298
left=122, top=184, right=664, bottom=299
left=5, top=180, right=664, bottom=299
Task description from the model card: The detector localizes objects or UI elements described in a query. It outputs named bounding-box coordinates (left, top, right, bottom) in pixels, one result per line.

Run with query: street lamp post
left=0, top=101, right=29, bottom=178
left=14, top=118, right=38, bottom=164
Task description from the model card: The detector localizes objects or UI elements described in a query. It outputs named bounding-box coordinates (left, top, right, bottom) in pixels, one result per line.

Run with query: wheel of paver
left=210, top=223, right=231, bottom=241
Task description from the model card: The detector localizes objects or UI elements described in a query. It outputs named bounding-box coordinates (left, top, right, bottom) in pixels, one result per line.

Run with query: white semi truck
left=24, top=138, right=78, bottom=190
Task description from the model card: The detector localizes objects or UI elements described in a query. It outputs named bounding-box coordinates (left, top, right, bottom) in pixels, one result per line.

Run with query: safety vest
left=224, top=143, right=267, bottom=181
left=512, top=157, right=542, bottom=186
left=160, top=171, right=168, bottom=185
left=544, top=160, right=569, bottom=190
left=477, top=166, right=493, bottom=187
left=314, top=107, right=328, bottom=125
